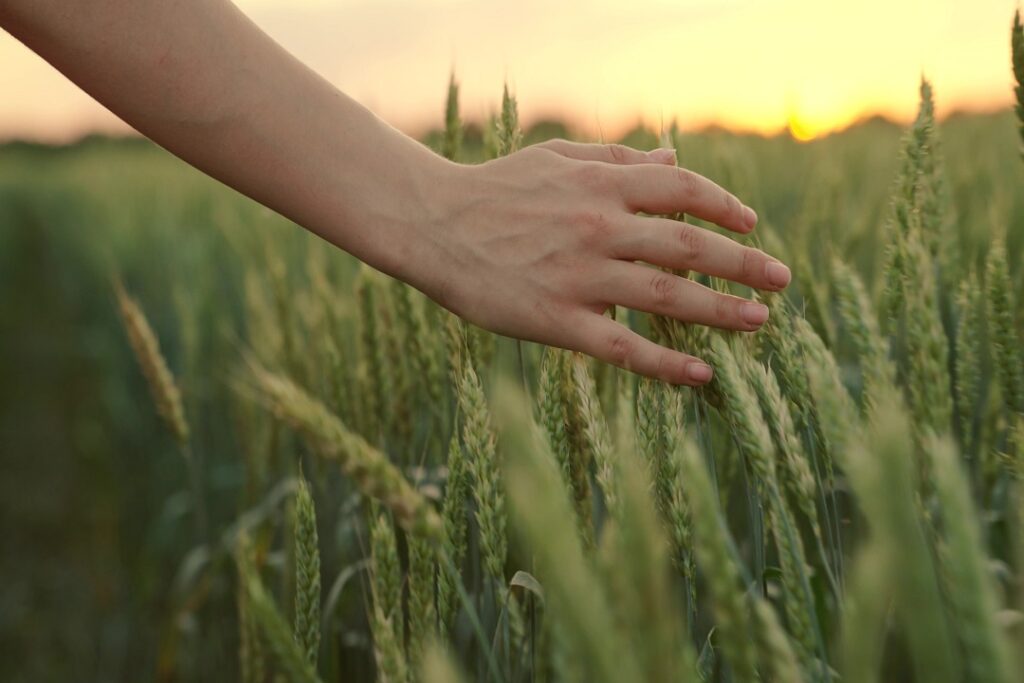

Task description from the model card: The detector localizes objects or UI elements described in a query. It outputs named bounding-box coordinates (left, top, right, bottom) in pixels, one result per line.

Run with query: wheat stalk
left=420, top=642, right=467, bottom=683
left=751, top=595, right=805, bottom=683
left=986, top=236, right=1024, bottom=415
left=841, top=390, right=956, bottom=683
left=248, top=364, right=443, bottom=541
left=903, top=231, right=953, bottom=435
left=456, top=359, right=507, bottom=588
left=495, top=378, right=644, bottom=683
left=437, top=433, right=469, bottom=638
left=538, top=347, right=594, bottom=538
left=442, top=72, right=463, bottom=162
left=356, top=266, right=387, bottom=443
left=114, top=281, right=189, bottom=445
left=954, top=275, right=984, bottom=451
left=236, top=538, right=323, bottom=683
left=926, top=432, right=1014, bottom=682
left=674, top=436, right=759, bottom=683
left=636, top=379, right=696, bottom=602
left=369, top=505, right=406, bottom=678
left=293, top=477, right=321, bottom=667
left=598, top=431, right=697, bottom=682
left=830, top=256, right=896, bottom=403
left=497, top=83, right=523, bottom=156
left=407, top=534, right=437, bottom=671
left=1012, top=10, right=1024, bottom=158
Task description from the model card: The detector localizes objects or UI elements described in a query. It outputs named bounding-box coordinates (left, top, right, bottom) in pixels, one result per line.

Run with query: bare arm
left=0, top=0, right=791, bottom=385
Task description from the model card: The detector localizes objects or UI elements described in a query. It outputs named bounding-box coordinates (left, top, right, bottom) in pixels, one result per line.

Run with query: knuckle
left=571, top=210, right=614, bottom=247
left=723, top=192, right=742, bottom=220
left=676, top=225, right=705, bottom=260
left=536, top=138, right=560, bottom=152
left=741, top=247, right=764, bottom=279
left=675, top=167, right=700, bottom=198
left=572, top=162, right=612, bottom=191
left=714, top=294, right=739, bottom=324
left=654, top=349, right=675, bottom=380
left=606, top=333, right=634, bottom=367
left=607, top=144, right=629, bottom=163
left=648, top=272, right=677, bottom=307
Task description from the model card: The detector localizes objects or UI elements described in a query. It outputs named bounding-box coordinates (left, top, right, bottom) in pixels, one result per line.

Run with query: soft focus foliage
left=3, top=71, right=1024, bottom=682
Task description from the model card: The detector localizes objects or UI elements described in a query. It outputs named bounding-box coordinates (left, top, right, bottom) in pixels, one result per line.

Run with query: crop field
left=3, top=18, right=1024, bottom=683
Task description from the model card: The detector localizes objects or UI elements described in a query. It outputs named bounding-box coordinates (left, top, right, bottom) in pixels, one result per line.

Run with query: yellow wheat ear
left=114, top=279, right=189, bottom=446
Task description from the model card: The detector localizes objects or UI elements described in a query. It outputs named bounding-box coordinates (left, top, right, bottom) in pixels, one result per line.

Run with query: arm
left=0, top=0, right=791, bottom=385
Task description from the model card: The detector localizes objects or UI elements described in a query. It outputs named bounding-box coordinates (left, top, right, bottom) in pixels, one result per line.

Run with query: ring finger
left=595, top=261, right=771, bottom=332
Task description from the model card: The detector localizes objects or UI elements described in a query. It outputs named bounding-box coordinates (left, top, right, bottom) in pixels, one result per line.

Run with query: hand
left=408, top=139, right=792, bottom=386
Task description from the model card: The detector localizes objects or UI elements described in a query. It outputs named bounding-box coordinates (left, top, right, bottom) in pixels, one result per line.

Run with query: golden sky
left=0, top=0, right=1016, bottom=142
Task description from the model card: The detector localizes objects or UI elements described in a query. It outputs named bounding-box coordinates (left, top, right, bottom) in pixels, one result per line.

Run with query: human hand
left=407, top=139, right=791, bottom=386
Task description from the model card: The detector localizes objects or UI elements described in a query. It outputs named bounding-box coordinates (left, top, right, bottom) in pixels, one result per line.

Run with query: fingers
left=613, top=164, right=756, bottom=234
left=597, top=262, right=771, bottom=332
left=568, top=312, right=714, bottom=386
left=614, top=216, right=791, bottom=291
left=537, top=139, right=677, bottom=166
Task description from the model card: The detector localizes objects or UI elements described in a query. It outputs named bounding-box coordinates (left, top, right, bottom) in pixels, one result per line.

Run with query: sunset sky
left=0, top=0, right=1017, bottom=142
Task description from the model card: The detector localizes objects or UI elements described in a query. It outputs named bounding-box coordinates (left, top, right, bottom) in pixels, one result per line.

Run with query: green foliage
left=7, top=58, right=1024, bottom=683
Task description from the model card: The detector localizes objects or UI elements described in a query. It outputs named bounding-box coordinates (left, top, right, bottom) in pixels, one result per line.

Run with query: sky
left=0, top=0, right=1017, bottom=142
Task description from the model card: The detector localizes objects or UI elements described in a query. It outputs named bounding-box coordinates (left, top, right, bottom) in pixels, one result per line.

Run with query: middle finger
left=609, top=215, right=791, bottom=291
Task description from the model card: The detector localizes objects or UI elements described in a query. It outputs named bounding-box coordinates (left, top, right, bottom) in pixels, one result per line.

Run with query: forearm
left=3, top=0, right=790, bottom=385
left=0, top=0, right=451, bottom=278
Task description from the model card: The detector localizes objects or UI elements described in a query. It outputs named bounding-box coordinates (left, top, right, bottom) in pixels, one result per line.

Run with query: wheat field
left=3, top=14, right=1024, bottom=683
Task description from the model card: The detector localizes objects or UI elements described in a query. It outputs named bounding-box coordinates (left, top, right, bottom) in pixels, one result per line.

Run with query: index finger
left=614, top=164, right=757, bottom=234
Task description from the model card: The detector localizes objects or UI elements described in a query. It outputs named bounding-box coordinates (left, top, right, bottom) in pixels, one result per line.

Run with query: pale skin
left=0, top=0, right=792, bottom=386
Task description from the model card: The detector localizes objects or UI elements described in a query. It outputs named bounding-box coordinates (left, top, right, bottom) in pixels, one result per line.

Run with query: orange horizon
left=0, top=0, right=1018, bottom=144
left=1, top=95, right=1011, bottom=147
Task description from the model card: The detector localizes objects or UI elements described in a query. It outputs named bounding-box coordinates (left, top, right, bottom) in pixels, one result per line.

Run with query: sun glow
left=0, top=0, right=1015, bottom=141
left=786, top=110, right=817, bottom=142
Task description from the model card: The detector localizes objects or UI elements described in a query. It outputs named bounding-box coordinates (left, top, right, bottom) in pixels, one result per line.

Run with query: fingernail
left=765, top=261, right=792, bottom=288
left=687, top=362, right=713, bottom=383
left=649, top=147, right=677, bottom=164
left=742, top=206, right=758, bottom=230
left=741, top=301, right=770, bottom=326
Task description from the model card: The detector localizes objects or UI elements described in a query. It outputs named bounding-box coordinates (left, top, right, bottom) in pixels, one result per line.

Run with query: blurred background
left=1, top=1, right=1021, bottom=681
left=0, top=0, right=1016, bottom=142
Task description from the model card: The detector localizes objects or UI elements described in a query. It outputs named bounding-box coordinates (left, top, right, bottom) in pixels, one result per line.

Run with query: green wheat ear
left=953, top=275, right=983, bottom=450
left=925, top=433, right=1015, bottom=682
left=494, top=378, right=644, bottom=683
left=437, top=433, right=470, bottom=637
left=236, top=536, right=323, bottom=683
left=248, top=363, right=443, bottom=541
left=293, top=476, right=321, bottom=667
left=406, top=534, right=437, bottom=671
left=368, top=506, right=407, bottom=681
left=674, top=436, right=759, bottom=683
left=986, top=236, right=1024, bottom=415
left=443, top=71, right=463, bottom=162
left=456, top=359, right=507, bottom=589
left=538, top=347, right=595, bottom=540
left=497, top=83, right=523, bottom=156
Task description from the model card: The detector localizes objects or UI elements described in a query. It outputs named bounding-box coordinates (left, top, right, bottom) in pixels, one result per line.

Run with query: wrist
left=355, top=141, right=470, bottom=297
left=314, top=116, right=462, bottom=287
